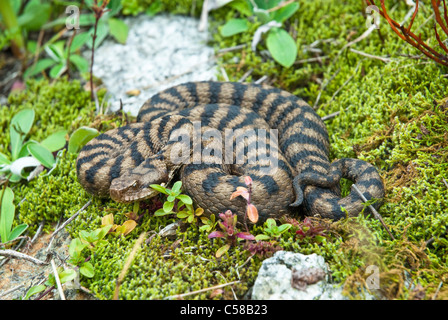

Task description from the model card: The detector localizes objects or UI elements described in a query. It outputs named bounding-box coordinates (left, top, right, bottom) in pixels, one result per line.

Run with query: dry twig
left=366, top=0, right=448, bottom=66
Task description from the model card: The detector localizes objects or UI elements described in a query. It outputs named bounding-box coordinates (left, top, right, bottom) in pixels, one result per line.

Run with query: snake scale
left=76, top=81, right=385, bottom=221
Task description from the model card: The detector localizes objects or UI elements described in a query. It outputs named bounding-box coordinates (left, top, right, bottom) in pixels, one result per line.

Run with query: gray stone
left=84, top=14, right=217, bottom=117
left=251, top=251, right=348, bottom=300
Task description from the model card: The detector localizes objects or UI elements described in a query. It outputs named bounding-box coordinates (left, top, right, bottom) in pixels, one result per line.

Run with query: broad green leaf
left=23, top=59, right=55, bottom=78
left=10, top=109, right=35, bottom=160
left=23, top=285, right=46, bottom=300
left=69, top=238, right=87, bottom=257
left=176, top=194, right=192, bottom=205
left=272, top=2, right=299, bottom=22
left=163, top=201, right=174, bottom=213
left=0, top=152, right=11, bottom=165
left=45, top=41, right=66, bottom=61
left=49, top=63, right=66, bottom=79
left=220, top=18, right=249, bottom=37
left=40, top=130, right=67, bottom=152
left=107, top=0, right=122, bottom=16
left=70, top=32, right=90, bottom=52
left=154, top=208, right=170, bottom=216
left=69, top=54, right=89, bottom=73
left=254, top=0, right=281, bottom=10
left=277, top=223, right=292, bottom=233
left=171, top=181, right=182, bottom=194
left=266, top=27, right=297, bottom=67
left=87, top=20, right=108, bottom=49
left=9, top=223, right=28, bottom=241
left=28, top=144, right=55, bottom=168
left=68, top=127, right=100, bottom=154
left=255, top=234, right=271, bottom=241
left=17, top=140, right=38, bottom=159
left=150, top=184, right=169, bottom=195
left=80, top=262, right=95, bottom=278
left=215, top=244, right=230, bottom=258
left=108, top=18, right=128, bottom=44
left=58, top=268, right=77, bottom=284
left=177, top=210, right=189, bottom=219
left=230, top=0, right=253, bottom=16
left=0, top=187, right=15, bottom=243
left=18, top=0, right=51, bottom=31
left=146, top=0, right=162, bottom=16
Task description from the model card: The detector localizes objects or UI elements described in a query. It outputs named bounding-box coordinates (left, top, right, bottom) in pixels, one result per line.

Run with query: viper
left=76, top=81, right=385, bottom=221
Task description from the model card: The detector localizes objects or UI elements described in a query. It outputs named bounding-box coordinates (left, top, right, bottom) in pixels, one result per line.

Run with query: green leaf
left=176, top=194, right=192, bottom=205
left=254, top=0, right=281, bottom=10
left=277, top=223, right=292, bottom=233
left=220, top=18, right=249, bottom=37
left=230, top=0, right=253, bottom=17
left=215, top=244, right=230, bottom=258
left=0, top=152, right=11, bottom=165
left=23, top=284, right=46, bottom=300
left=255, top=234, right=271, bottom=241
left=80, top=262, right=95, bottom=278
left=107, top=0, right=122, bottom=16
left=146, top=0, right=162, bottom=16
left=154, top=208, right=170, bottom=216
left=70, top=32, right=90, bottom=52
left=272, top=2, right=299, bottom=22
left=27, top=144, right=55, bottom=168
left=171, top=181, right=182, bottom=194
left=69, top=54, right=89, bottom=73
left=108, top=18, right=128, bottom=44
left=68, top=127, right=100, bottom=154
left=49, top=63, right=66, bottom=79
left=266, top=27, right=297, bottom=67
left=163, top=201, right=174, bottom=213
left=9, top=223, right=28, bottom=241
left=10, top=109, right=35, bottom=160
left=23, top=59, right=55, bottom=78
left=87, top=20, right=108, bottom=49
left=58, top=268, right=77, bottom=284
left=45, top=41, right=66, bottom=61
left=0, top=187, right=15, bottom=243
left=150, top=184, right=169, bottom=195
left=40, top=130, right=67, bottom=152
left=17, top=140, right=37, bottom=159
left=69, top=238, right=87, bottom=257
left=18, top=0, right=51, bottom=31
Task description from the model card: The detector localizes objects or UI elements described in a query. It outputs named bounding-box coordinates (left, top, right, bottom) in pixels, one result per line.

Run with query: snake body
left=76, top=81, right=385, bottom=221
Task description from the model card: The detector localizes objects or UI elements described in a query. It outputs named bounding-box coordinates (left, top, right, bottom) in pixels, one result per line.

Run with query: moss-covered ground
left=1, top=0, right=448, bottom=299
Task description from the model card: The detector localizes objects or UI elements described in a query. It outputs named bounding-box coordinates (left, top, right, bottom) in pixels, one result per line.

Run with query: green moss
left=121, top=0, right=203, bottom=17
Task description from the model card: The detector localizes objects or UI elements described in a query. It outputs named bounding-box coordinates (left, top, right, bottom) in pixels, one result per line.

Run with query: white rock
left=251, top=251, right=348, bottom=300
left=84, top=14, right=217, bottom=116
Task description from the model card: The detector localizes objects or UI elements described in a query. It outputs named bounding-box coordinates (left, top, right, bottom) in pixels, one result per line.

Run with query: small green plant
left=254, top=218, right=292, bottom=241
left=208, top=210, right=255, bottom=257
left=68, top=224, right=112, bottom=278
left=151, top=181, right=205, bottom=224
left=219, top=0, right=299, bottom=67
left=0, top=0, right=51, bottom=57
left=0, top=109, right=67, bottom=182
left=24, top=39, right=89, bottom=79
left=0, top=187, right=28, bottom=246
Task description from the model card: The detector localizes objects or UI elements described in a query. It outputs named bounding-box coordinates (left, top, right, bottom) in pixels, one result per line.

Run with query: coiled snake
left=76, top=81, right=384, bottom=221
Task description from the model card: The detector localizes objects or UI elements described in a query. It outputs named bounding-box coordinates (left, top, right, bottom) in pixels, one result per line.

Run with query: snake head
left=110, top=159, right=169, bottom=202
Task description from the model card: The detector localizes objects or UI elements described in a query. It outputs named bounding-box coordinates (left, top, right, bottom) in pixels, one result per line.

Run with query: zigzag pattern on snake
left=76, top=81, right=385, bottom=221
